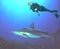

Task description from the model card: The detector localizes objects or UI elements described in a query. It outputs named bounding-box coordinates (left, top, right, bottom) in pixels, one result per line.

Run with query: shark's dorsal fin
left=29, top=23, right=35, bottom=29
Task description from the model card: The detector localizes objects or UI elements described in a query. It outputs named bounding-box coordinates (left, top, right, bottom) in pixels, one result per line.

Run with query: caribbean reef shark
left=12, top=23, right=50, bottom=39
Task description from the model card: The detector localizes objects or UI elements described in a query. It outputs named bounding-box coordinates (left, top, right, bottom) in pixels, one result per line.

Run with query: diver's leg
left=38, top=6, right=59, bottom=18
left=48, top=10, right=59, bottom=18
left=38, top=6, right=50, bottom=12
left=49, top=8, right=57, bottom=13
left=38, top=6, right=57, bottom=13
left=46, top=10, right=59, bottom=18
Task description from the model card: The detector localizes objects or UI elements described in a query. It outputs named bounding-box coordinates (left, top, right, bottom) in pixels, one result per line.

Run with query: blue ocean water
left=0, top=0, right=60, bottom=47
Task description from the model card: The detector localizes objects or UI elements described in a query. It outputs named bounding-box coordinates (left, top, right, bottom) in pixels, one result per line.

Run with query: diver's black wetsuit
left=30, top=3, right=59, bottom=18
left=30, top=3, right=50, bottom=12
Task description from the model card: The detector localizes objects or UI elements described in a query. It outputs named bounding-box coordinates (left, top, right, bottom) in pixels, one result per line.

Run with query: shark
left=12, top=23, right=50, bottom=39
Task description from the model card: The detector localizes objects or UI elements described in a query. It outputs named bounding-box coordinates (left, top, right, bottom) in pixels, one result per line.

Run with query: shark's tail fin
left=52, top=30, right=60, bottom=41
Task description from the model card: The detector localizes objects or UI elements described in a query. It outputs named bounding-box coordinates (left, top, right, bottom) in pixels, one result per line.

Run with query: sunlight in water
left=1, top=0, right=47, bottom=15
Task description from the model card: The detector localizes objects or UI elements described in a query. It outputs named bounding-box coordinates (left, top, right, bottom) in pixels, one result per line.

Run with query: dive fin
left=50, top=10, right=59, bottom=18
left=54, top=13, right=59, bottom=18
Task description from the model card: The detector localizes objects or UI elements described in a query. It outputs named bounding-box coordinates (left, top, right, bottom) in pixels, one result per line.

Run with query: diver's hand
left=34, top=8, right=38, bottom=12
left=38, top=13, right=40, bottom=16
left=36, top=12, right=40, bottom=16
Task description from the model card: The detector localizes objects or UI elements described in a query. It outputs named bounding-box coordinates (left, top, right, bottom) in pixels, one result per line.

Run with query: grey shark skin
left=19, top=28, right=50, bottom=36
left=12, top=23, right=60, bottom=40
left=12, top=23, right=50, bottom=38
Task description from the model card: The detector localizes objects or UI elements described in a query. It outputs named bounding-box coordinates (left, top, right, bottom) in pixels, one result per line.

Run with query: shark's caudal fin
left=29, top=23, right=35, bottom=29
left=52, top=30, right=60, bottom=40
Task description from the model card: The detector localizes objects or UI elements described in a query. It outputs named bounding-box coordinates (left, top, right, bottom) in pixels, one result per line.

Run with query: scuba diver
left=28, top=2, right=59, bottom=18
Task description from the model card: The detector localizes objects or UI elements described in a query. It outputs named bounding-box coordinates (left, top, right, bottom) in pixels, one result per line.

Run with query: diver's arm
left=33, top=8, right=40, bottom=16
left=34, top=8, right=38, bottom=12
left=37, top=12, right=40, bottom=16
